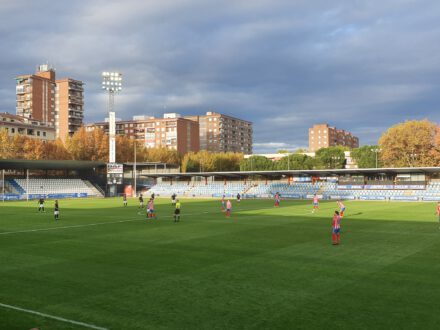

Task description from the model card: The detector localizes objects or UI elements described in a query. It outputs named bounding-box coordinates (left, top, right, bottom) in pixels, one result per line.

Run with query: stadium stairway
left=8, top=179, right=25, bottom=195
left=84, top=180, right=105, bottom=197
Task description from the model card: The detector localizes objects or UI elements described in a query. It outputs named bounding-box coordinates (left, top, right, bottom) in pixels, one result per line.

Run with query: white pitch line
left=0, top=217, right=142, bottom=236
left=0, top=211, right=207, bottom=236
left=0, top=203, right=303, bottom=236
left=0, top=302, right=108, bottom=330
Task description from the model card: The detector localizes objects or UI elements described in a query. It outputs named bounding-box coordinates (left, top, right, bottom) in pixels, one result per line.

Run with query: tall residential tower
left=15, top=64, right=84, bottom=140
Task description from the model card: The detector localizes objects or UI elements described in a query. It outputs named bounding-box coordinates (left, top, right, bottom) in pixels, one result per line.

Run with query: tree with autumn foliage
left=66, top=127, right=109, bottom=161
left=378, top=120, right=440, bottom=167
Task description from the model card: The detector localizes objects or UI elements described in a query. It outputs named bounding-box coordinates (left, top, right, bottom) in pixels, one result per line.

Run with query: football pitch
left=1, top=198, right=440, bottom=330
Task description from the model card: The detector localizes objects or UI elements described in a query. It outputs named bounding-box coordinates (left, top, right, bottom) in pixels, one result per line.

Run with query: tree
left=66, top=127, right=109, bottom=161
left=315, top=146, right=346, bottom=169
left=351, top=145, right=381, bottom=168
left=378, top=120, right=439, bottom=167
left=275, top=154, right=315, bottom=170
left=181, top=151, right=243, bottom=173
left=116, top=135, right=134, bottom=163
left=240, top=155, right=274, bottom=171
left=0, top=129, right=12, bottom=158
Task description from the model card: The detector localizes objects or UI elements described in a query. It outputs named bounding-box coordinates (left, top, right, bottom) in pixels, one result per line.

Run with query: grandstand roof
left=0, top=159, right=106, bottom=170
left=141, top=167, right=440, bottom=179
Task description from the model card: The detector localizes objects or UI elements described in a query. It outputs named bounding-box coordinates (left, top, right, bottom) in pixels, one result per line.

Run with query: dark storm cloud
left=1, top=0, right=440, bottom=153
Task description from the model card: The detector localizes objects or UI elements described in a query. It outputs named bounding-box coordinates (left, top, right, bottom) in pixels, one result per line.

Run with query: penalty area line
left=0, top=302, right=108, bottom=330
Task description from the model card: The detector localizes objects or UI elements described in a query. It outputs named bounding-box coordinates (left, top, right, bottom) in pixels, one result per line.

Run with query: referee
left=174, top=199, right=181, bottom=222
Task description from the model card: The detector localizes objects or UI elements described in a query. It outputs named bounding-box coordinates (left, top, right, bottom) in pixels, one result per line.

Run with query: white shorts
left=172, top=200, right=176, bottom=204
left=39, top=204, right=44, bottom=208
left=54, top=211, right=59, bottom=215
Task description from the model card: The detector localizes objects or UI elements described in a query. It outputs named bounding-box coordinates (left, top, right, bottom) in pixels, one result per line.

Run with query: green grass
left=1, top=198, right=440, bottom=330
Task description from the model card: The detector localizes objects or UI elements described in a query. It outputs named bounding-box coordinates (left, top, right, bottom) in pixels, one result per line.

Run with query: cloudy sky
left=1, top=0, right=440, bottom=152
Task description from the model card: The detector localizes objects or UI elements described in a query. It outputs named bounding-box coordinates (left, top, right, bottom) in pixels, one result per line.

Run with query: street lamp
left=102, top=72, right=122, bottom=163
left=371, top=148, right=382, bottom=168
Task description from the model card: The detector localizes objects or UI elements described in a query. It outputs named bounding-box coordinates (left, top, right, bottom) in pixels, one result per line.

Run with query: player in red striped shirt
left=332, top=211, right=341, bottom=245
left=312, top=194, right=319, bottom=213
left=437, top=202, right=440, bottom=229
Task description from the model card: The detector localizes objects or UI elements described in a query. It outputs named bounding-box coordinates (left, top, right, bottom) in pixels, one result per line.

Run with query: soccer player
left=54, top=200, right=60, bottom=221
left=237, top=193, right=241, bottom=203
left=312, top=194, right=319, bottom=213
left=332, top=210, right=341, bottom=245
left=226, top=199, right=232, bottom=218
left=221, top=195, right=226, bottom=211
left=147, top=198, right=156, bottom=219
left=337, top=200, right=346, bottom=218
left=139, top=194, right=144, bottom=208
left=274, top=192, right=280, bottom=207
left=174, top=199, right=181, bottom=222
left=171, top=193, right=177, bottom=205
left=123, top=194, right=128, bottom=207
left=437, top=202, right=440, bottom=229
left=38, top=197, right=45, bottom=213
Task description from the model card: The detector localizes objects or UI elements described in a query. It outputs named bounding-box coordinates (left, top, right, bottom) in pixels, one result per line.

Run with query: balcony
left=69, top=85, right=84, bottom=92
left=68, top=112, right=83, bottom=119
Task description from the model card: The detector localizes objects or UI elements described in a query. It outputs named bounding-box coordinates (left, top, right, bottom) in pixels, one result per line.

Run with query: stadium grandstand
left=0, top=159, right=106, bottom=201
left=143, top=167, right=440, bottom=202
left=2, top=160, right=440, bottom=202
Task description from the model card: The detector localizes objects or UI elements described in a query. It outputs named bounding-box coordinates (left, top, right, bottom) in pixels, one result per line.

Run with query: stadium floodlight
left=102, top=72, right=122, bottom=164
left=371, top=148, right=382, bottom=168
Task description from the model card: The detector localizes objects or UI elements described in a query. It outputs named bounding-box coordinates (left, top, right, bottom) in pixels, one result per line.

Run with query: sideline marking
left=0, top=203, right=302, bottom=236
left=0, top=302, right=108, bottom=330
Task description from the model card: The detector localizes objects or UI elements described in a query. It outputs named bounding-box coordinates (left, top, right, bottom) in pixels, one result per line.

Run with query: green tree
left=315, top=146, right=346, bottom=169
left=351, top=145, right=381, bottom=168
left=240, top=156, right=274, bottom=171
left=275, top=154, right=315, bottom=170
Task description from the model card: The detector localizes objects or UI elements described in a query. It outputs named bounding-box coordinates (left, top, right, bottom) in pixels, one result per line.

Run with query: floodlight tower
left=102, top=72, right=122, bottom=163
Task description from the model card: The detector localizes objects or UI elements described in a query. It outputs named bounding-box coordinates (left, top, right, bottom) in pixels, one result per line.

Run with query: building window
left=43, top=132, right=46, bottom=137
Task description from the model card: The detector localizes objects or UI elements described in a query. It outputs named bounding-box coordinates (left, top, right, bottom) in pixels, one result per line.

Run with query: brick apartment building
left=55, top=78, right=84, bottom=140
left=15, top=64, right=84, bottom=141
left=308, top=124, right=359, bottom=152
left=0, top=112, right=55, bottom=141
left=185, top=112, right=253, bottom=154
left=85, top=113, right=199, bottom=154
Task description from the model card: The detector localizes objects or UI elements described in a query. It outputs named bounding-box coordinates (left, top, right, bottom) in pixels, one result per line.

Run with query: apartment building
left=16, top=64, right=56, bottom=124
left=55, top=78, right=84, bottom=140
left=0, top=112, right=55, bottom=140
left=85, top=113, right=199, bottom=154
left=185, top=112, right=253, bottom=154
left=308, top=124, right=359, bottom=152
left=15, top=64, right=84, bottom=140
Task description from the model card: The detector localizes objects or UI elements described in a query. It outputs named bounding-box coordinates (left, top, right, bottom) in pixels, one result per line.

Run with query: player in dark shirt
left=38, top=197, right=45, bottom=212
left=54, top=200, right=60, bottom=221
left=139, top=194, right=144, bottom=208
